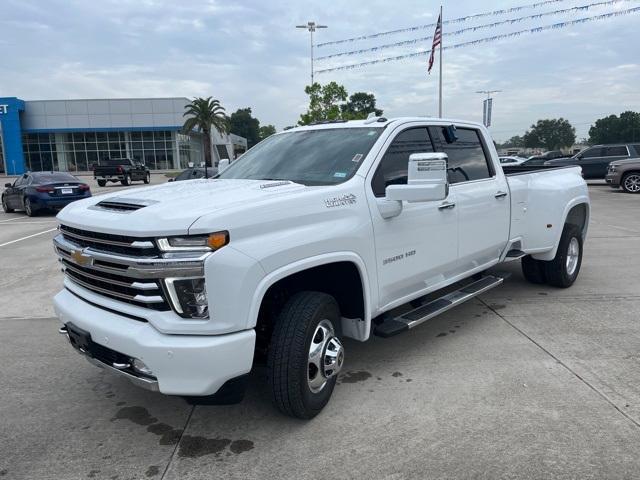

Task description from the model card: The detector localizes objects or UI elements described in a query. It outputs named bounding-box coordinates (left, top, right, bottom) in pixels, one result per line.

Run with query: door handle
left=438, top=201, right=456, bottom=210
left=494, top=191, right=508, bottom=199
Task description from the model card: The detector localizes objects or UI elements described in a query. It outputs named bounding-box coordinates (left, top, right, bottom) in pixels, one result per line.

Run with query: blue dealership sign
left=0, top=97, right=26, bottom=175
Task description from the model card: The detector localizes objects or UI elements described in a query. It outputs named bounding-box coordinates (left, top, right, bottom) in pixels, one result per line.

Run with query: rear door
left=430, top=125, right=509, bottom=273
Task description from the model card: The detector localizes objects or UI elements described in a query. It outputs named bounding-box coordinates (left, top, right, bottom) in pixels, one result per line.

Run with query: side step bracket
left=373, top=275, right=504, bottom=338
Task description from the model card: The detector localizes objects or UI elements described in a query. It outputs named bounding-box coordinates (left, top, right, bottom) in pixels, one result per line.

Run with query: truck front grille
left=59, top=224, right=160, bottom=257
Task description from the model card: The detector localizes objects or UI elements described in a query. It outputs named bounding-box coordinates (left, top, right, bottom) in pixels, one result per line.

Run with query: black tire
left=544, top=224, right=583, bottom=288
left=521, top=255, right=546, bottom=284
left=2, top=196, right=14, bottom=213
left=267, top=291, right=344, bottom=419
left=97, top=180, right=106, bottom=187
left=24, top=197, right=36, bottom=217
left=621, top=172, right=640, bottom=194
left=143, top=172, right=150, bottom=184
left=121, top=174, right=130, bottom=186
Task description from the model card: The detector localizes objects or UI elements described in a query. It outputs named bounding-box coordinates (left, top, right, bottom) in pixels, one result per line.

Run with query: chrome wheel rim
left=624, top=174, right=640, bottom=192
left=566, top=237, right=580, bottom=276
left=307, top=319, right=344, bottom=393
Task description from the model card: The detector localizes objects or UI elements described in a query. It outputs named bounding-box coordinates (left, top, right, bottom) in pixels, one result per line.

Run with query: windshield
left=217, top=127, right=384, bottom=185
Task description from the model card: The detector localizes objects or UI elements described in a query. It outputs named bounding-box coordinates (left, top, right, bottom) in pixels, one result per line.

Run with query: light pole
left=476, top=90, right=501, bottom=127
left=296, top=21, right=327, bottom=85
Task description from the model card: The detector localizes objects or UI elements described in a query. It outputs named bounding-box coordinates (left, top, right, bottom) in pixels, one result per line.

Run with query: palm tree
left=182, top=97, right=228, bottom=169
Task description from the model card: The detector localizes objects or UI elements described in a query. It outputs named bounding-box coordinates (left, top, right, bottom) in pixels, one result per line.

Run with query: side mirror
left=386, top=152, right=448, bottom=203
left=4, top=183, right=11, bottom=188
left=218, top=158, right=230, bottom=173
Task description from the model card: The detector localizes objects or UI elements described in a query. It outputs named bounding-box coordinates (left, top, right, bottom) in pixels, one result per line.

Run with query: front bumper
left=605, top=172, right=621, bottom=187
left=54, top=288, right=255, bottom=396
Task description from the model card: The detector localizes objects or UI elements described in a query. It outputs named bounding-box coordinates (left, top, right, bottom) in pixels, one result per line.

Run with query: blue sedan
left=2, top=171, right=92, bottom=216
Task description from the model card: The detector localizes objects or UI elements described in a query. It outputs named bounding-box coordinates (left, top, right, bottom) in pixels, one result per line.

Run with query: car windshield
left=32, top=172, right=78, bottom=183
left=217, top=127, right=384, bottom=186
left=102, top=159, right=129, bottom=166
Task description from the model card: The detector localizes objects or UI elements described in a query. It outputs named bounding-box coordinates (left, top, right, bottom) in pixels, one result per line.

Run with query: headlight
left=165, top=277, right=209, bottom=319
left=608, top=165, right=617, bottom=172
left=157, top=231, right=229, bottom=252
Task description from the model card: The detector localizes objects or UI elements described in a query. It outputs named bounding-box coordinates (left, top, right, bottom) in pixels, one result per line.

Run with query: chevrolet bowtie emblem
left=71, top=249, right=93, bottom=267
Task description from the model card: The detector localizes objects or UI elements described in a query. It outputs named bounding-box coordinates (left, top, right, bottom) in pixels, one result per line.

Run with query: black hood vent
left=92, top=197, right=157, bottom=212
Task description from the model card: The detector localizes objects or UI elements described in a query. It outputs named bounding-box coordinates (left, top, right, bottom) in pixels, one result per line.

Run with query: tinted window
left=32, top=172, right=77, bottom=183
left=430, top=127, right=492, bottom=183
left=603, top=146, right=628, bottom=157
left=581, top=147, right=603, bottom=158
left=631, top=145, right=640, bottom=156
left=218, top=127, right=383, bottom=186
left=102, top=158, right=130, bottom=166
left=371, top=128, right=433, bottom=197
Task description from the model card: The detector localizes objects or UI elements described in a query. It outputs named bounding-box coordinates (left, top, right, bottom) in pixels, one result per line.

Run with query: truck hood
left=57, top=179, right=307, bottom=236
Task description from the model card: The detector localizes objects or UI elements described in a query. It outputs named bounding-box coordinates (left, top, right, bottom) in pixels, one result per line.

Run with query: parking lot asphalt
left=1, top=177, right=639, bottom=480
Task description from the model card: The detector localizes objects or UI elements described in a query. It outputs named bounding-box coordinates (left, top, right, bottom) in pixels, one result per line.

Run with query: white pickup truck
left=53, top=117, right=590, bottom=418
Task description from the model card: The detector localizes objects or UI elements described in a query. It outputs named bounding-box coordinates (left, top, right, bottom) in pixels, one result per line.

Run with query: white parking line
left=0, top=228, right=57, bottom=247
left=0, top=216, right=29, bottom=223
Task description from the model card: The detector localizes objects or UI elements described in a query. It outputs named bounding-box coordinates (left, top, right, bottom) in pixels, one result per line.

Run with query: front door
left=430, top=126, right=510, bottom=272
left=367, top=125, right=459, bottom=309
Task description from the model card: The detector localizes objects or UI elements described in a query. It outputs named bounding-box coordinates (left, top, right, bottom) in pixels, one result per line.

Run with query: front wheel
left=621, top=172, right=640, bottom=194
left=544, top=224, right=583, bottom=288
left=97, top=180, right=106, bottom=187
left=267, top=291, right=345, bottom=419
left=2, top=196, right=14, bottom=213
left=143, top=172, right=150, bottom=184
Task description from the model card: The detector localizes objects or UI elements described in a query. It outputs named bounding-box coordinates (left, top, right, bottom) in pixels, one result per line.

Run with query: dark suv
left=545, top=144, right=638, bottom=179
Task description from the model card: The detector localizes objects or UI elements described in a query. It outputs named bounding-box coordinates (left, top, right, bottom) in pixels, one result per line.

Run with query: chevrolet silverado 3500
left=53, top=117, right=590, bottom=418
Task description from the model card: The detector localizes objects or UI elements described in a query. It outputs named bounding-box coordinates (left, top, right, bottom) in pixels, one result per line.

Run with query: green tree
left=341, top=92, right=383, bottom=120
left=259, top=124, right=277, bottom=140
left=523, top=118, right=576, bottom=150
left=183, top=97, right=228, bottom=167
left=229, top=107, right=261, bottom=147
left=499, top=135, right=524, bottom=149
left=588, top=111, right=640, bottom=145
left=299, top=82, right=348, bottom=125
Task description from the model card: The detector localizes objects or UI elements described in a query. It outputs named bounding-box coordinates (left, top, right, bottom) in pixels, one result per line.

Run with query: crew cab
left=53, top=117, right=590, bottom=419
left=93, top=158, right=150, bottom=187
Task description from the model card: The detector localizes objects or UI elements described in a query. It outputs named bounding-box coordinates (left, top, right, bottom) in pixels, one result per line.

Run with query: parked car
left=499, top=156, right=527, bottom=165
left=53, top=117, right=589, bottom=418
left=604, top=146, right=640, bottom=193
left=168, top=167, right=217, bottom=182
left=2, top=171, right=91, bottom=216
left=527, top=150, right=570, bottom=163
left=520, top=157, right=549, bottom=167
left=93, top=158, right=150, bottom=186
left=545, top=144, right=638, bottom=179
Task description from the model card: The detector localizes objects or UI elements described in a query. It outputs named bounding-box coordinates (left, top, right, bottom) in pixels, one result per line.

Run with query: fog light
left=165, top=277, right=209, bottom=319
left=132, top=358, right=153, bottom=376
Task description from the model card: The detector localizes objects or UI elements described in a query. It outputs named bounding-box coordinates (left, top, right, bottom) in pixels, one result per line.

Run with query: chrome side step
left=373, top=275, right=504, bottom=338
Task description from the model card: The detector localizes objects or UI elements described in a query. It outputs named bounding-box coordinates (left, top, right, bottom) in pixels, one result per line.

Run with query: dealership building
left=0, top=96, right=247, bottom=175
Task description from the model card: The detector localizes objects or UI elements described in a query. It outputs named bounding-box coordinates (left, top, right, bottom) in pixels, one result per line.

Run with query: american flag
left=428, top=13, right=442, bottom=74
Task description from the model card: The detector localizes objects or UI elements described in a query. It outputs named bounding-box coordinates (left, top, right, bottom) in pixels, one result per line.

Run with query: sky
left=1, top=0, right=639, bottom=142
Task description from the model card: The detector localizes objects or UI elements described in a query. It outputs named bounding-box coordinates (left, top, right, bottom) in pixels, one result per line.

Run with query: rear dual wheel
left=521, top=224, right=583, bottom=288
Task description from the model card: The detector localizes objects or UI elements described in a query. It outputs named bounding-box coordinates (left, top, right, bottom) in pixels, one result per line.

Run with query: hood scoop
left=92, top=197, right=158, bottom=213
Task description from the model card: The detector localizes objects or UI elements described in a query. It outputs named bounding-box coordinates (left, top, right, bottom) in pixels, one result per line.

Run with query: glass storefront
left=20, top=130, right=203, bottom=172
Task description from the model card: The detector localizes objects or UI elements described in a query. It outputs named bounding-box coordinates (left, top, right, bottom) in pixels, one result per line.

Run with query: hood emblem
left=71, top=249, right=93, bottom=267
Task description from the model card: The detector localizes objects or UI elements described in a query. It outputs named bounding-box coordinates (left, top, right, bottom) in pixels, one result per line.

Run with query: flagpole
left=438, top=5, right=443, bottom=118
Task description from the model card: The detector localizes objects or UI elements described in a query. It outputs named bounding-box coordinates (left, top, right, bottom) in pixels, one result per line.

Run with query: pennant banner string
left=317, top=0, right=568, bottom=48
left=316, top=0, right=632, bottom=61
left=315, top=6, right=640, bottom=74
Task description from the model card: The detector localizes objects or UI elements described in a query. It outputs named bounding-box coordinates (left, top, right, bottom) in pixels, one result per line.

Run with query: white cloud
left=0, top=0, right=639, bottom=141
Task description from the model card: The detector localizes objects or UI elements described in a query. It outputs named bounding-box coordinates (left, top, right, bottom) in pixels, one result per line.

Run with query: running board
left=373, top=275, right=504, bottom=338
